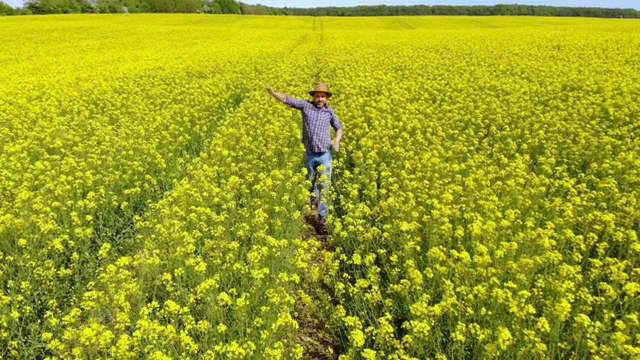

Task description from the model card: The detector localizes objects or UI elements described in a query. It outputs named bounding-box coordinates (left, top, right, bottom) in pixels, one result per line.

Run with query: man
left=265, top=82, right=344, bottom=235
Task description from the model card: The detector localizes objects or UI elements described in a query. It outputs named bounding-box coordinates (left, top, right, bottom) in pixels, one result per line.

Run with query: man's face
left=312, top=92, right=328, bottom=108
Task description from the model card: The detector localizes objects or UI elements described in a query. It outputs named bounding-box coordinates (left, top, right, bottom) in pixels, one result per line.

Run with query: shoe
left=308, top=194, right=319, bottom=209
left=316, top=217, right=328, bottom=236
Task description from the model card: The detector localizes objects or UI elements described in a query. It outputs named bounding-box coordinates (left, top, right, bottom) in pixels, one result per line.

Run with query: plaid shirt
left=286, top=96, right=343, bottom=153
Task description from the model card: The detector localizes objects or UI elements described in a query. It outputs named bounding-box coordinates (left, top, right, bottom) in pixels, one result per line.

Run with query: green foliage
left=211, top=0, right=238, bottom=14
left=80, top=1, right=94, bottom=12
left=249, top=3, right=640, bottom=18
left=17, top=0, right=222, bottom=14
left=144, top=0, right=199, bottom=13
left=239, top=2, right=268, bottom=15
left=26, top=0, right=90, bottom=14
left=94, top=0, right=122, bottom=13
left=1, top=1, right=16, bottom=14
left=3, top=0, right=639, bottom=17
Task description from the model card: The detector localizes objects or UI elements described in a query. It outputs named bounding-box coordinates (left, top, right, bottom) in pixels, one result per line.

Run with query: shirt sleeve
left=285, top=96, right=307, bottom=110
left=330, top=109, right=343, bottom=130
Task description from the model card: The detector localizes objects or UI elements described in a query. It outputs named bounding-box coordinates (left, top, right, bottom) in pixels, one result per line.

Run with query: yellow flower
left=349, top=329, right=365, bottom=348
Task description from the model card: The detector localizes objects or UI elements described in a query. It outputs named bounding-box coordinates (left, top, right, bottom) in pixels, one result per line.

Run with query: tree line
left=243, top=3, right=640, bottom=18
left=1, top=0, right=639, bottom=18
left=0, top=0, right=239, bottom=14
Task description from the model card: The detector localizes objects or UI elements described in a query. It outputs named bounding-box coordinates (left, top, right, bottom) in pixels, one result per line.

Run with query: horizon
left=2, top=0, right=639, bottom=11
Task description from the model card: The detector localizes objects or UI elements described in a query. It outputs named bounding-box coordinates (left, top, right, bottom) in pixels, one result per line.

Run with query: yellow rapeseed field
left=0, top=14, right=639, bottom=359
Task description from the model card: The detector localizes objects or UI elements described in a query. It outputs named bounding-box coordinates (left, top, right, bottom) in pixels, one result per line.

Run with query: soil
left=294, top=213, right=339, bottom=359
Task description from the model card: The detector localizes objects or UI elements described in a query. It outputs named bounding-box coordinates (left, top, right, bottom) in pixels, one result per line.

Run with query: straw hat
left=308, top=82, right=332, bottom=98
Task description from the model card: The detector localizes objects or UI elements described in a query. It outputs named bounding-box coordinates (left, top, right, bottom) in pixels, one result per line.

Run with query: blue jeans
left=304, top=151, right=332, bottom=220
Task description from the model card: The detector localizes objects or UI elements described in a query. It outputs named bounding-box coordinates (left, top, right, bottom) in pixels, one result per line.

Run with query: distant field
left=1, top=14, right=639, bottom=359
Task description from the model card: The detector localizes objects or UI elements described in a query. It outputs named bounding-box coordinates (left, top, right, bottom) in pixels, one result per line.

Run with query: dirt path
left=295, top=214, right=340, bottom=359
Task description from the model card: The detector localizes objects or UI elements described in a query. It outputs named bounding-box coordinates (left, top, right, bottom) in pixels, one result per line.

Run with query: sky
left=3, top=0, right=639, bottom=10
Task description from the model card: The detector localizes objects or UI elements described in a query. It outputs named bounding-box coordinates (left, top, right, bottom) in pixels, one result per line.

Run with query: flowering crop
left=1, top=14, right=639, bottom=359
left=323, top=16, right=640, bottom=359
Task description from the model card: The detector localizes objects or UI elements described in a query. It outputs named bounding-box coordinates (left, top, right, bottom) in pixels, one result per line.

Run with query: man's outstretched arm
left=265, top=85, right=287, bottom=103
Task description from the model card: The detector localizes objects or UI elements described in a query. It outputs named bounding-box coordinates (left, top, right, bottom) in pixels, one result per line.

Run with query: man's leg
left=316, top=151, right=333, bottom=221
left=304, top=152, right=319, bottom=208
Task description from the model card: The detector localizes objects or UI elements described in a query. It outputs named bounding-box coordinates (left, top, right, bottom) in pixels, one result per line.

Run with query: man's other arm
left=332, top=127, right=343, bottom=152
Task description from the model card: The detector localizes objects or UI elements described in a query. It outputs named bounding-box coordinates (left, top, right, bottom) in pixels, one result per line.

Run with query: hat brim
left=309, top=91, right=332, bottom=98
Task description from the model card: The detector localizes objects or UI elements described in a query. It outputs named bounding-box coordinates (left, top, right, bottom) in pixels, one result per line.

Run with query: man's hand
left=332, top=141, right=340, bottom=152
